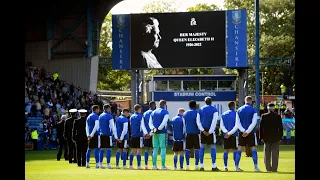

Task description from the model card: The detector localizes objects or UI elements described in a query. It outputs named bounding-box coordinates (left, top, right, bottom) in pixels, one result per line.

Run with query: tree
left=224, top=0, right=295, bottom=95
left=142, top=0, right=178, bottom=13
left=98, top=13, right=131, bottom=90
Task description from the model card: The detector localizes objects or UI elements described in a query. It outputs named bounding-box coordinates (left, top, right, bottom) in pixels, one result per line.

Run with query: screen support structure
left=136, top=70, right=140, bottom=105
left=255, top=0, right=260, bottom=117
left=131, top=70, right=136, bottom=111
left=238, top=68, right=246, bottom=106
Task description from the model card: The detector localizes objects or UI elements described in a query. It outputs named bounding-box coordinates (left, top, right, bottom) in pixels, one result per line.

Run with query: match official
left=72, top=109, right=88, bottom=167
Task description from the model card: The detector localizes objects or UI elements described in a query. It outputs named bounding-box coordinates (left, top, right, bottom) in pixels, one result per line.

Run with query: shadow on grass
left=25, top=145, right=295, bottom=162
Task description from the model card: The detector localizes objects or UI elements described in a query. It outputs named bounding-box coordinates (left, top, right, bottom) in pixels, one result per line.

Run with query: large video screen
left=112, top=9, right=247, bottom=70
left=130, top=11, right=226, bottom=69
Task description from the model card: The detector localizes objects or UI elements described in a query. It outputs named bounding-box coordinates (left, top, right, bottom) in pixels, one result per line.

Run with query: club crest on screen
left=232, top=10, right=241, bottom=24
left=117, top=15, right=126, bottom=29
left=190, top=18, right=197, bottom=26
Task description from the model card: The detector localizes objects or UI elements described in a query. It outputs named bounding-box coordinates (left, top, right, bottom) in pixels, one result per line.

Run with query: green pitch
left=25, top=145, right=295, bottom=180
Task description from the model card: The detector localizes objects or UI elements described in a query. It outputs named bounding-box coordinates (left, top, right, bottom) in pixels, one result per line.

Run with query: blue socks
left=174, top=154, right=185, bottom=169
left=211, top=147, right=216, bottom=165
left=199, top=147, right=205, bottom=164
left=94, top=149, right=99, bottom=163
left=179, top=154, right=184, bottom=169
left=185, top=149, right=190, bottom=166
left=174, top=154, right=178, bottom=168
left=116, top=151, right=120, bottom=166
left=137, top=153, right=141, bottom=167
left=106, top=149, right=111, bottom=164
left=252, top=149, right=258, bottom=169
left=223, top=152, right=228, bottom=167
left=130, top=153, right=134, bottom=166
left=160, top=147, right=166, bottom=167
left=194, top=149, right=199, bottom=166
left=235, top=150, right=242, bottom=168
left=233, top=151, right=237, bottom=166
left=152, top=148, right=158, bottom=167
left=86, top=149, right=91, bottom=163
left=99, top=149, right=105, bottom=163
left=144, top=150, right=149, bottom=166
left=122, top=151, right=127, bottom=166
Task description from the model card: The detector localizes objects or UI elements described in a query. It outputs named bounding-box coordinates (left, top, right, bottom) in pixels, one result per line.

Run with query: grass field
left=25, top=145, right=295, bottom=180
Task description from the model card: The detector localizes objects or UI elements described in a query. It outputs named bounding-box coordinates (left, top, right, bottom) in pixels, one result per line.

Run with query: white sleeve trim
left=220, top=117, right=228, bottom=133
left=90, top=120, right=99, bottom=137
left=227, top=113, right=239, bottom=135
left=158, top=114, right=169, bottom=130
left=148, top=115, right=155, bottom=130
left=109, top=118, right=117, bottom=138
left=141, top=117, right=148, bottom=135
left=86, top=120, right=89, bottom=136
left=237, top=112, right=246, bottom=132
left=120, top=122, right=128, bottom=140
left=182, top=117, right=186, bottom=135
left=114, top=122, right=118, bottom=139
left=208, top=112, right=218, bottom=134
left=196, top=113, right=204, bottom=131
left=246, top=113, right=258, bottom=133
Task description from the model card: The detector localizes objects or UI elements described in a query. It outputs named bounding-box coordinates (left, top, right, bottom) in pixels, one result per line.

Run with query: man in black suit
left=72, top=109, right=88, bottom=167
left=64, top=109, right=78, bottom=164
left=259, top=103, right=283, bottom=172
left=56, top=115, right=68, bottom=161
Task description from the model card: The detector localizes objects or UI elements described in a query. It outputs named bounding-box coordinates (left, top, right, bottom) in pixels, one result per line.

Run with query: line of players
left=71, top=96, right=261, bottom=172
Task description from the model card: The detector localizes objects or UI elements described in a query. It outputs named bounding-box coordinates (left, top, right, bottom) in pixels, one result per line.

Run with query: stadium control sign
left=112, top=9, right=247, bottom=70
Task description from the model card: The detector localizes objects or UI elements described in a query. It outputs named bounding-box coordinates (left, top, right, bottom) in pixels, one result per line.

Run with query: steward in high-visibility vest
left=283, top=129, right=287, bottom=137
left=260, top=104, right=264, bottom=110
left=31, top=130, right=38, bottom=140
left=31, top=129, right=39, bottom=150
left=290, top=129, right=295, bottom=137
left=280, top=84, right=286, bottom=94
left=53, top=72, right=59, bottom=81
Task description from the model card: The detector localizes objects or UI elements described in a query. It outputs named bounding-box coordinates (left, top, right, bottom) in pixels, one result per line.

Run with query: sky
left=110, top=0, right=225, bottom=14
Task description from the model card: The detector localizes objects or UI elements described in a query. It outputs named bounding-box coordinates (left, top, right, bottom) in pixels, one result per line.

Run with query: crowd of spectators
left=24, top=62, right=119, bottom=147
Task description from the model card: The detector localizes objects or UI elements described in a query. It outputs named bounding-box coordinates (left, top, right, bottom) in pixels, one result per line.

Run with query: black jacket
left=259, top=111, right=283, bottom=143
left=64, top=117, right=75, bottom=140
left=56, top=120, right=65, bottom=139
left=72, top=117, right=87, bottom=142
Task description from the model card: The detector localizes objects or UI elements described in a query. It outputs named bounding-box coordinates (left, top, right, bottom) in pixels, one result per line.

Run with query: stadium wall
left=25, top=41, right=98, bottom=92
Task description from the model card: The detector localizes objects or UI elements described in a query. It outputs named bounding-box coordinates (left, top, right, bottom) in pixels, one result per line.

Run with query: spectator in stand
left=25, top=112, right=29, bottom=123
left=26, top=103, right=32, bottom=116
left=31, top=102, right=37, bottom=117
left=25, top=122, right=30, bottom=143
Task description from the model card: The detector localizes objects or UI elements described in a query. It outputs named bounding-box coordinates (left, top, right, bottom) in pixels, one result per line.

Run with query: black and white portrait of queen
left=139, top=17, right=163, bottom=68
